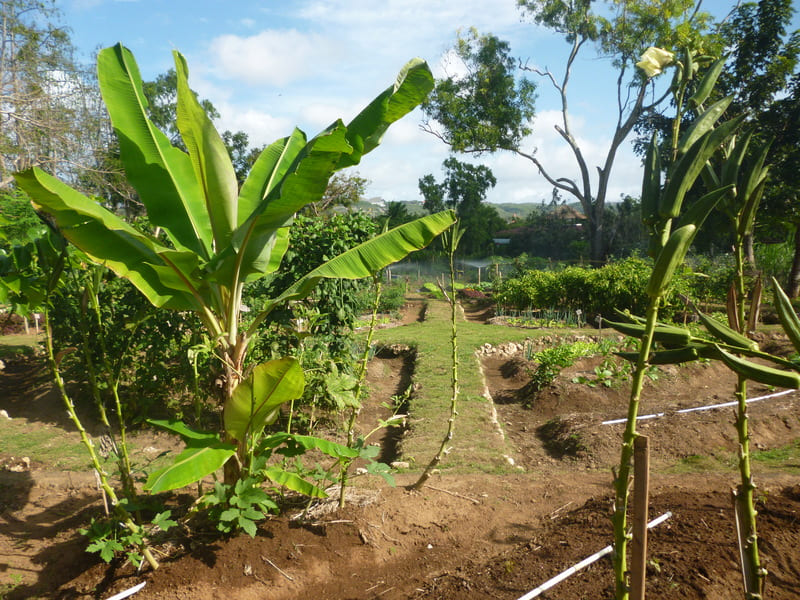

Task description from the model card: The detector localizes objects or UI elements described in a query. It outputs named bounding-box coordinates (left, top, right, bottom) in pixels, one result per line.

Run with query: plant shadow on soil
left=2, top=300, right=800, bottom=599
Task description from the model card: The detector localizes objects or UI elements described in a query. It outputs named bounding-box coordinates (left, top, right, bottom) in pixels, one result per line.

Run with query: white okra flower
left=636, top=47, right=674, bottom=78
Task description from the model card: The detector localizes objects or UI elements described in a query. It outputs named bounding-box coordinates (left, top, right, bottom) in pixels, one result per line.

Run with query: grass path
left=371, top=298, right=543, bottom=473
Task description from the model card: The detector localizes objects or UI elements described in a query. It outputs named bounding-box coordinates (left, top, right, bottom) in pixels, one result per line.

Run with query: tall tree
left=763, top=72, right=800, bottom=295
left=302, top=171, right=368, bottom=216
left=721, top=0, right=800, bottom=294
left=384, top=200, right=414, bottom=228
left=0, top=0, right=100, bottom=187
left=422, top=2, right=716, bottom=263
left=419, top=157, right=503, bottom=256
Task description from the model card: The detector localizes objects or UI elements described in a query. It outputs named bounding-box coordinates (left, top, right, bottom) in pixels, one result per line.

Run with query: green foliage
left=528, top=341, right=600, bottom=392
left=0, top=190, right=42, bottom=249
left=421, top=29, right=536, bottom=152
left=200, top=479, right=278, bottom=537
left=80, top=510, right=176, bottom=567
left=49, top=264, right=208, bottom=423
left=418, top=157, right=504, bottom=256
left=245, top=212, right=383, bottom=417
left=494, top=256, right=694, bottom=322
left=247, top=212, right=378, bottom=342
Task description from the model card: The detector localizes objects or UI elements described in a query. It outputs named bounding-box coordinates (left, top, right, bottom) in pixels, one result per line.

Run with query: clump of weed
left=537, top=416, right=588, bottom=458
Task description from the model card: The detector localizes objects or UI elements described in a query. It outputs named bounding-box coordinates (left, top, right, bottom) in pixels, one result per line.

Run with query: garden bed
left=2, top=300, right=800, bottom=599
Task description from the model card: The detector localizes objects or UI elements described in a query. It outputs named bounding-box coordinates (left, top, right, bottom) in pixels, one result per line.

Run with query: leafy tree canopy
left=422, top=29, right=536, bottom=153
left=419, top=157, right=502, bottom=256
left=422, top=0, right=717, bottom=263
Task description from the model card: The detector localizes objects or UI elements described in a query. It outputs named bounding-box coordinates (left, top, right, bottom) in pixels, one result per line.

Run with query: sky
left=57, top=0, right=755, bottom=207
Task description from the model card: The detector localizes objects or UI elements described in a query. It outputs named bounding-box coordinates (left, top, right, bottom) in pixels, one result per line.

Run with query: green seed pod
left=678, top=97, right=732, bottom=156
left=772, top=277, right=800, bottom=353
left=695, top=307, right=759, bottom=351
left=662, top=117, right=743, bottom=220
left=721, top=130, right=753, bottom=191
left=616, top=346, right=700, bottom=364
left=641, top=133, right=661, bottom=225
left=716, top=345, right=800, bottom=389
left=682, top=47, right=695, bottom=83
left=647, top=224, right=696, bottom=297
left=605, top=319, right=693, bottom=346
left=687, top=56, right=726, bottom=109
left=737, top=139, right=772, bottom=239
left=679, top=185, right=732, bottom=229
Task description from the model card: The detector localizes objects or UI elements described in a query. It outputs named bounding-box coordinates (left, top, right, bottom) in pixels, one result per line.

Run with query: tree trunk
left=789, top=226, right=800, bottom=298
left=588, top=204, right=605, bottom=265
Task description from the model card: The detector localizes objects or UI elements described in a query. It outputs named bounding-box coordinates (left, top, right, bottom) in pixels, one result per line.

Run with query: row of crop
left=492, top=256, right=696, bottom=322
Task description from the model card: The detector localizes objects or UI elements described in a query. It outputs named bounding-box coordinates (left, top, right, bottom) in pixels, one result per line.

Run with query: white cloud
left=208, top=30, right=340, bottom=87
left=215, top=106, right=294, bottom=148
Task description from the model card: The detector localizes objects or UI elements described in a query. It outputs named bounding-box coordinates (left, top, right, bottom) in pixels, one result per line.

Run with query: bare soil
left=2, top=300, right=800, bottom=599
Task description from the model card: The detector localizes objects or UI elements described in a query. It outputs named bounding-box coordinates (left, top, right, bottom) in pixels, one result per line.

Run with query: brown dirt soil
left=2, top=300, right=800, bottom=599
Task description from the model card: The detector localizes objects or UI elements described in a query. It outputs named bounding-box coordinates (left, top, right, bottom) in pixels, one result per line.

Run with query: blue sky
left=58, top=0, right=761, bottom=207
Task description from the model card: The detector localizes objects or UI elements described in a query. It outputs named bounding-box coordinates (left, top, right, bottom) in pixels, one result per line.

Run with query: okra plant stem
left=43, top=307, right=158, bottom=571
left=612, top=296, right=661, bottom=600
left=339, top=276, right=382, bottom=508
left=413, top=225, right=460, bottom=490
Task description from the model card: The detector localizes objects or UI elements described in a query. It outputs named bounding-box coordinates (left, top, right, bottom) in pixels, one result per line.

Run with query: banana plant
left=609, top=49, right=738, bottom=600
left=15, top=43, right=456, bottom=489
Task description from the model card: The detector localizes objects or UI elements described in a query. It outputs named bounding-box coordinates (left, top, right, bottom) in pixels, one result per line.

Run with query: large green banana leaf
left=144, top=439, right=236, bottom=493
left=223, top=357, right=305, bottom=443
left=14, top=168, right=200, bottom=311
left=97, top=44, right=212, bottom=259
left=19, top=43, right=441, bottom=332
left=174, top=51, right=239, bottom=251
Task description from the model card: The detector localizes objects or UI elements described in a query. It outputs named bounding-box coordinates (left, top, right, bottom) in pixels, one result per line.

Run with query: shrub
left=494, top=256, right=693, bottom=323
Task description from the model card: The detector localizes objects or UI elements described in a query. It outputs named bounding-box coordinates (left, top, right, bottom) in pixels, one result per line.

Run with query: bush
left=50, top=264, right=209, bottom=424
left=494, top=256, right=693, bottom=323
left=245, top=212, right=381, bottom=422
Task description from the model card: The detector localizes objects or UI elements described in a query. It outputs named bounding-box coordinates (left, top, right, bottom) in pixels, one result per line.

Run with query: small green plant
left=80, top=509, right=176, bottom=567
left=0, top=572, right=24, bottom=597
left=199, top=478, right=278, bottom=537
left=528, top=341, right=600, bottom=392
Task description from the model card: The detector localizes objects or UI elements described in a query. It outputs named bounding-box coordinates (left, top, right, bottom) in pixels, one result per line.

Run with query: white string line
left=601, top=389, right=797, bottom=426
left=516, top=512, right=673, bottom=600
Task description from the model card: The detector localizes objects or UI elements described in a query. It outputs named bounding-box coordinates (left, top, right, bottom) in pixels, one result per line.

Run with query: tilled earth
left=2, top=301, right=800, bottom=599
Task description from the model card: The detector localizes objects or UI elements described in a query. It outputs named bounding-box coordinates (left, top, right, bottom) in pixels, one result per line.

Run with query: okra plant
left=607, top=47, right=739, bottom=600
left=412, top=221, right=463, bottom=490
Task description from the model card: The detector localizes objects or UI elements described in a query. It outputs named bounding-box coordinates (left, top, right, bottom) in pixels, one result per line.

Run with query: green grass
left=0, top=333, right=41, bottom=360
left=370, top=299, right=564, bottom=473
left=0, top=417, right=92, bottom=471
left=668, top=440, right=800, bottom=476
left=752, top=440, right=800, bottom=473
left=669, top=452, right=730, bottom=474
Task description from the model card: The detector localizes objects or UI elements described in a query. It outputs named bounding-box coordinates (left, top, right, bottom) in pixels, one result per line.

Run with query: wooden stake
left=631, top=435, right=650, bottom=600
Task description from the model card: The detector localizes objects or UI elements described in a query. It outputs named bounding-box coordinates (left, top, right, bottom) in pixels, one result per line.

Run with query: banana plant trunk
left=221, top=346, right=245, bottom=484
